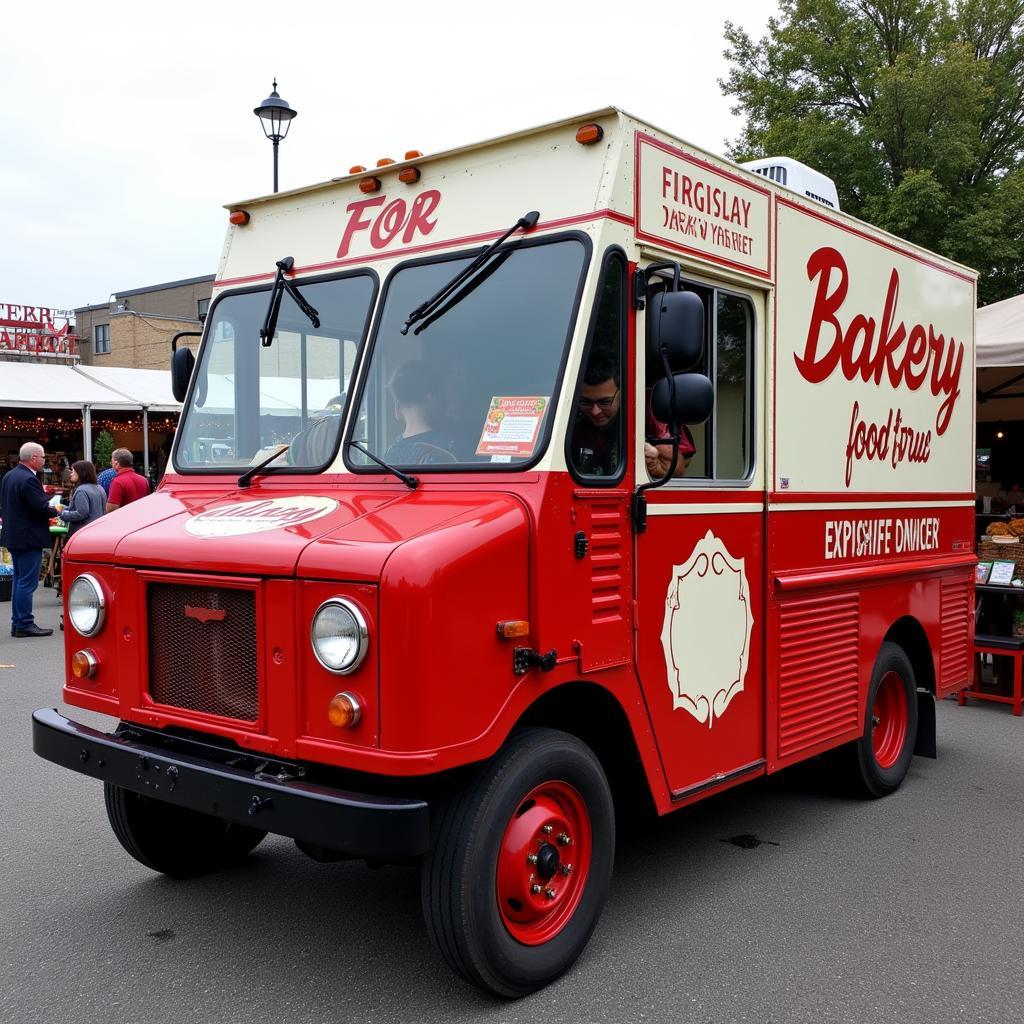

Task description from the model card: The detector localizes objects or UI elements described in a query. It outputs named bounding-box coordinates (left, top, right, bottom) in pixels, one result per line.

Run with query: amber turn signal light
left=229, top=210, right=250, bottom=226
left=359, top=176, right=382, bottom=194
left=327, top=691, right=363, bottom=729
left=71, top=650, right=99, bottom=679
left=497, top=620, right=530, bottom=640
left=576, top=123, right=604, bottom=145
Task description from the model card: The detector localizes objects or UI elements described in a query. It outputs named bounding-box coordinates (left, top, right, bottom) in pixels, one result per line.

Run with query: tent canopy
left=0, top=362, right=182, bottom=411
left=977, top=293, right=1024, bottom=368
left=74, top=365, right=180, bottom=412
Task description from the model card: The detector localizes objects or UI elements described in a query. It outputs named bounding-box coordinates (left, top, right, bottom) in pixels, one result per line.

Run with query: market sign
left=634, top=132, right=772, bottom=279
left=0, top=302, right=77, bottom=358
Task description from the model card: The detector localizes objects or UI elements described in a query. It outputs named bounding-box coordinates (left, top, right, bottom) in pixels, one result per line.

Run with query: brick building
left=74, top=274, right=214, bottom=370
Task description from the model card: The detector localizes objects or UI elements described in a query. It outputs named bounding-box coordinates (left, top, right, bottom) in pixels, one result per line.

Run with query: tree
left=93, top=429, right=115, bottom=470
left=721, top=0, right=1024, bottom=303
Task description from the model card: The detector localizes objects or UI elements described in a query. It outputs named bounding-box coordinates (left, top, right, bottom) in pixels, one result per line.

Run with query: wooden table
left=43, top=524, right=68, bottom=594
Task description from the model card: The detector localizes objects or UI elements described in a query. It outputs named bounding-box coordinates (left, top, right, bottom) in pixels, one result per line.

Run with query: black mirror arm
left=632, top=354, right=680, bottom=535
left=171, top=330, right=201, bottom=354
left=632, top=436, right=680, bottom=535
left=632, top=260, right=681, bottom=310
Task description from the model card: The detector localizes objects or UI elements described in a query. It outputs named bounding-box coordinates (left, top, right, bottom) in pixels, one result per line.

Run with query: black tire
left=839, top=641, right=919, bottom=798
left=103, top=784, right=266, bottom=879
left=421, top=728, right=615, bottom=998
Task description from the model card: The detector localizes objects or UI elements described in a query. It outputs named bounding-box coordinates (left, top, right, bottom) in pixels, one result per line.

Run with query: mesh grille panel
left=147, top=583, right=258, bottom=722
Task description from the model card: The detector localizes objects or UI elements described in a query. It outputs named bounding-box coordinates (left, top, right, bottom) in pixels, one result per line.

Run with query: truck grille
left=147, top=583, right=258, bottom=722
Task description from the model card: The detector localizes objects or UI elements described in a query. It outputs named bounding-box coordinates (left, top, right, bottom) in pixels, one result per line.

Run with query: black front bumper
left=32, top=708, right=430, bottom=860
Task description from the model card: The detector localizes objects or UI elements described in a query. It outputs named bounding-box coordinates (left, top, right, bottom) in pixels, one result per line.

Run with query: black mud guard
left=914, top=691, right=937, bottom=759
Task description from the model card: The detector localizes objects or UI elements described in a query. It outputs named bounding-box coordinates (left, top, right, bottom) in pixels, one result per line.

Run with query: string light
left=0, top=413, right=179, bottom=434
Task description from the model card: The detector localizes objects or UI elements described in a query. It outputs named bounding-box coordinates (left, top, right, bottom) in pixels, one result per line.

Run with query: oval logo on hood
left=185, top=496, right=340, bottom=538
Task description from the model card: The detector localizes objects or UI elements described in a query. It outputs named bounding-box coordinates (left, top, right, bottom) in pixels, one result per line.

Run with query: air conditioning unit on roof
left=741, top=157, right=840, bottom=211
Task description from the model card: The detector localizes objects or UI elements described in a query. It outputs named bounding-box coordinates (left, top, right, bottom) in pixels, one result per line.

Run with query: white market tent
left=1, top=362, right=342, bottom=470
left=977, top=294, right=1024, bottom=423
left=0, top=362, right=182, bottom=473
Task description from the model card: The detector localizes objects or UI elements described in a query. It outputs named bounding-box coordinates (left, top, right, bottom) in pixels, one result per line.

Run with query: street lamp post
left=253, top=79, right=297, bottom=194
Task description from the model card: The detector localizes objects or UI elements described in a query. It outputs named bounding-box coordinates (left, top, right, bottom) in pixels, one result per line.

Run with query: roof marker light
left=229, top=210, right=250, bottom=226
left=376, top=157, right=396, bottom=167
left=359, top=176, right=382, bottom=194
left=349, top=164, right=367, bottom=174
left=576, top=123, right=604, bottom=145
left=399, top=166, right=421, bottom=184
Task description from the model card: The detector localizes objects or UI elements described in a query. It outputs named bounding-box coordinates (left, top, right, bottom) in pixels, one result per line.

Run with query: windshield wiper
left=348, top=441, right=419, bottom=489
left=260, top=256, right=321, bottom=347
left=401, top=210, right=539, bottom=336
left=238, top=443, right=290, bottom=488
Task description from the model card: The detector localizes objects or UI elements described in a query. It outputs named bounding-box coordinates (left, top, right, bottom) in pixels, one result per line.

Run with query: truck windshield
left=347, top=237, right=587, bottom=471
left=174, top=273, right=375, bottom=471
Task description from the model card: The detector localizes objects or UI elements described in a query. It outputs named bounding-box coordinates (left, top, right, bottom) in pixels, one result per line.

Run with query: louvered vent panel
left=940, top=577, right=971, bottom=689
left=589, top=502, right=625, bottom=624
left=778, top=592, right=860, bottom=758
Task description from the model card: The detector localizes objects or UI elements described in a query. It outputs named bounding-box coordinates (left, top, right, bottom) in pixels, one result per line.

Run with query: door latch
left=574, top=531, right=589, bottom=559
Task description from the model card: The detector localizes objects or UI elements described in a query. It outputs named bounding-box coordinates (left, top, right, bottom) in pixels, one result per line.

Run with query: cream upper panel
left=214, top=114, right=625, bottom=288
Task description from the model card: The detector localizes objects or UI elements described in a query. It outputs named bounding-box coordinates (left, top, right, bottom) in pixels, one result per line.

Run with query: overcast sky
left=2, top=0, right=771, bottom=315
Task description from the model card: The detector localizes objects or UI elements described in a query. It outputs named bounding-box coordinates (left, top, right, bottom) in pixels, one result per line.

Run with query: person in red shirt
left=105, top=448, right=150, bottom=512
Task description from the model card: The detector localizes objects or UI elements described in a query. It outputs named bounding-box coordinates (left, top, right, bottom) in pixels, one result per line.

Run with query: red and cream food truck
left=34, top=108, right=976, bottom=996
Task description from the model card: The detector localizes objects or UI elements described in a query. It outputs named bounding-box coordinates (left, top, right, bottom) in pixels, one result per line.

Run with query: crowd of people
left=0, top=442, right=150, bottom=638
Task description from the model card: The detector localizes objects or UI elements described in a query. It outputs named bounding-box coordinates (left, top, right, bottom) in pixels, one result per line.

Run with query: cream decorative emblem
left=659, top=530, right=753, bottom=727
left=184, top=496, right=339, bottom=538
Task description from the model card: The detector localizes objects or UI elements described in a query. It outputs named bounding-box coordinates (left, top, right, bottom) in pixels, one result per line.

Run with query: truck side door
left=633, top=278, right=767, bottom=799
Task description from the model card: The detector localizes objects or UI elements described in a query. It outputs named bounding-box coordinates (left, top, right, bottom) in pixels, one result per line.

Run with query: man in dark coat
left=0, top=442, right=54, bottom=637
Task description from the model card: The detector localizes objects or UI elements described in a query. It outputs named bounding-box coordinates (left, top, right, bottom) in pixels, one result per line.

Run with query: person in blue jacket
left=0, top=442, right=54, bottom=637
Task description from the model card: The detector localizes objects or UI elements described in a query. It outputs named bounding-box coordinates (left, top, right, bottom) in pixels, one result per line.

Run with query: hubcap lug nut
left=561, top=863, right=573, bottom=875
left=541, top=824, right=553, bottom=834
left=557, top=832, right=572, bottom=846
left=526, top=853, right=538, bottom=865
left=544, top=887, right=556, bottom=899
left=531, top=883, right=542, bottom=895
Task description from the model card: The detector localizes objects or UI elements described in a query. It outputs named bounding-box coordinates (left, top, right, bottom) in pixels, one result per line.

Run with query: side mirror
left=171, top=346, right=195, bottom=403
left=647, top=290, right=705, bottom=379
left=652, top=372, right=714, bottom=427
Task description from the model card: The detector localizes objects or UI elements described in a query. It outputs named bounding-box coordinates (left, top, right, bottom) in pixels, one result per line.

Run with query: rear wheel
left=421, top=728, right=614, bottom=997
left=104, top=784, right=266, bottom=878
left=841, top=641, right=919, bottom=797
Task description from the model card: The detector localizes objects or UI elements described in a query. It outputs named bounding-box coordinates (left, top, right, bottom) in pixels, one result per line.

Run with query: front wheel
left=840, top=641, right=919, bottom=797
left=421, top=728, right=615, bottom=997
left=104, top=784, right=266, bottom=878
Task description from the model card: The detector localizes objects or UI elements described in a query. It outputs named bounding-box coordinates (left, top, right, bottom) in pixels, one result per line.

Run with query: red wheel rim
left=496, top=780, right=592, bottom=946
left=872, top=670, right=908, bottom=770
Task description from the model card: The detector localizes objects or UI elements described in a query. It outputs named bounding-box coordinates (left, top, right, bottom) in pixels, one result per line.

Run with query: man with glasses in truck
left=572, top=359, right=694, bottom=478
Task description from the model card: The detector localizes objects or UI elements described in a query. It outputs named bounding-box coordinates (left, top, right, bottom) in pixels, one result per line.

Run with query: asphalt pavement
left=2, top=586, right=1022, bottom=1024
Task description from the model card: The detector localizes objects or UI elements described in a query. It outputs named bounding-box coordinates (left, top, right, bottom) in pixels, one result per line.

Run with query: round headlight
left=68, top=574, right=105, bottom=637
left=311, top=598, right=368, bottom=674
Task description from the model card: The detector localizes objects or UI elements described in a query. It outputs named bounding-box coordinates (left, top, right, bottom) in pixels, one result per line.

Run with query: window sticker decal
left=475, top=396, right=549, bottom=458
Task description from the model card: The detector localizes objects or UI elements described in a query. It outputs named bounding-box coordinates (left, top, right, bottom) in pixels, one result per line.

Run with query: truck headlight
left=68, top=574, right=105, bottom=636
left=311, top=598, right=368, bottom=674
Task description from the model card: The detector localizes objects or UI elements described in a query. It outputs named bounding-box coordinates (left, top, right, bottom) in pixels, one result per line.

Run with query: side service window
left=645, top=282, right=755, bottom=483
